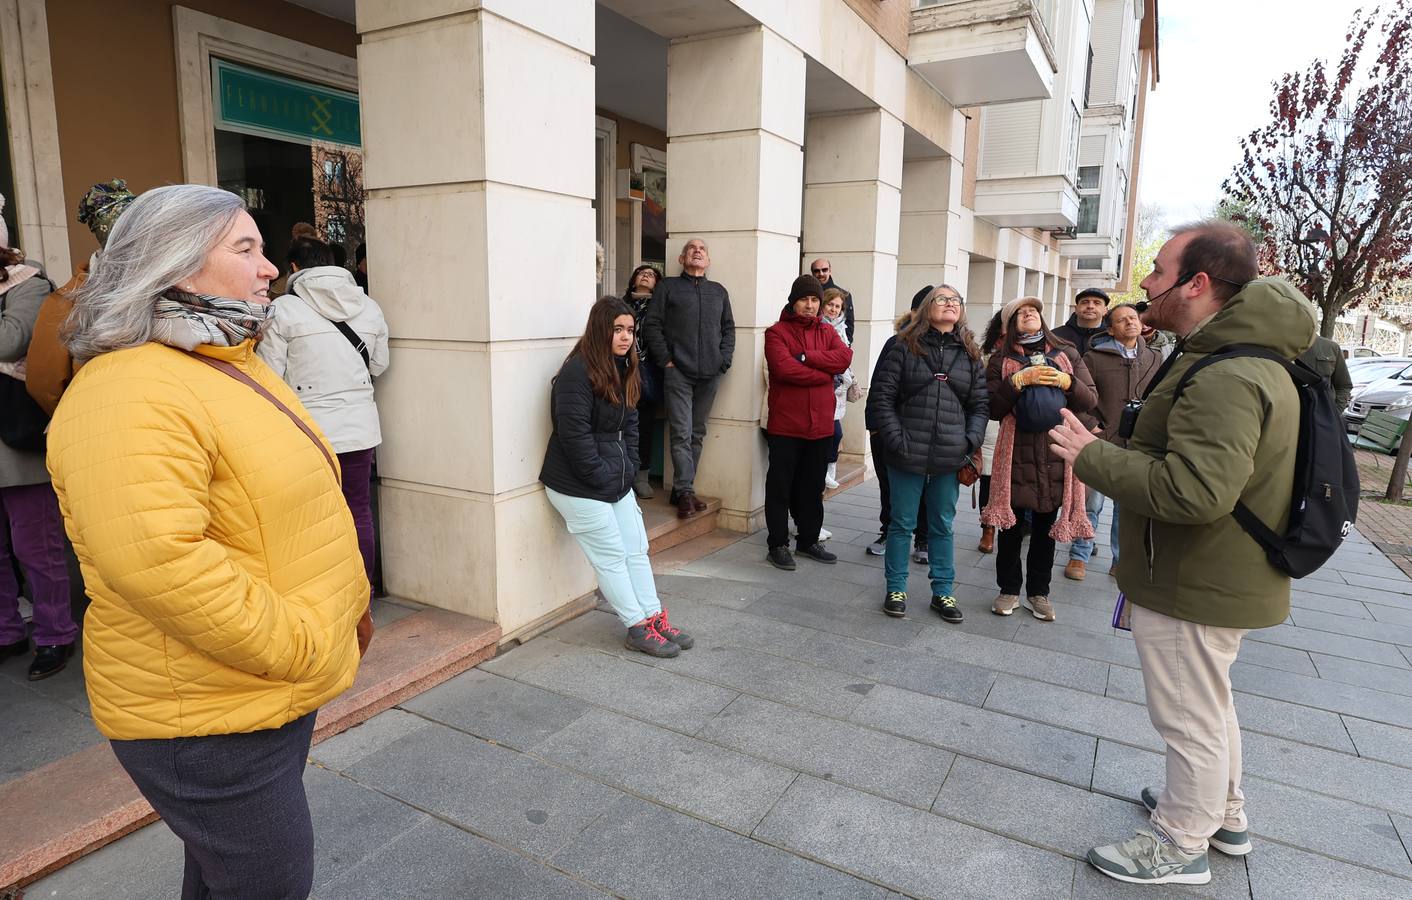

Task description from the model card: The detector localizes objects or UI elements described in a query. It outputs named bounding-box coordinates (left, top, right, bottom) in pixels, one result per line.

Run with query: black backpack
left=1171, top=344, right=1359, bottom=578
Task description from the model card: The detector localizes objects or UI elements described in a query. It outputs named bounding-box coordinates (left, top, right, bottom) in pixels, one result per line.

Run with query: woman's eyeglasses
left=933, top=296, right=963, bottom=307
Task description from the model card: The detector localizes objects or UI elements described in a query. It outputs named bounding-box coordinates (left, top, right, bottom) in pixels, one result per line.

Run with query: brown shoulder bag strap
left=185, top=352, right=339, bottom=479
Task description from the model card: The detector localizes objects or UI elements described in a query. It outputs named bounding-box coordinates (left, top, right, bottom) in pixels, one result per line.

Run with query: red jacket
left=765, top=308, right=853, bottom=439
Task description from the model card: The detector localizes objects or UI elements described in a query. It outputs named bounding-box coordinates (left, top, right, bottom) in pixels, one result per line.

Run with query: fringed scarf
left=151, top=289, right=272, bottom=351
left=980, top=349, right=1094, bottom=542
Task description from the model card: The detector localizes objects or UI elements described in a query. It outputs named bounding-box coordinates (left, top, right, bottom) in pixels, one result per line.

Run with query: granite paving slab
left=1230, top=660, right=1412, bottom=728
left=22, top=823, right=183, bottom=900
left=906, top=624, right=1112, bottom=695
left=1342, top=715, right=1412, bottom=767
left=312, top=817, right=610, bottom=900
left=1311, top=653, right=1412, bottom=696
left=983, top=675, right=1165, bottom=752
left=549, top=794, right=892, bottom=899
left=1250, top=624, right=1410, bottom=668
left=481, top=638, right=738, bottom=734
left=1245, top=839, right=1412, bottom=899
left=397, top=668, right=590, bottom=751
left=308, top=707, right=432, bottom=771
left=696, top=694, right=955, bottom=809
left=346, top=723, right=622, bottom=859
left=530, top=708, right=796, bottom=833
left=850, top=684, right=1097, bottom=787
left=753, top=775, right=1077, bottom=899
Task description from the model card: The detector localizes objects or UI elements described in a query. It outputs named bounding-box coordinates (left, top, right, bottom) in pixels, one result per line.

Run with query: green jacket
left=1073, top=277, right=1317, bottom=629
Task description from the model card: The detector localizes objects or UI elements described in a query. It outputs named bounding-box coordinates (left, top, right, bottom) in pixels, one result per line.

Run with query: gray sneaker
left=912, top=547, right=929, bottom=565
left=1141, top=787, right=1251, bottom=856
left=867, top=536, right=886, bottom=556
left=1088, top=828, right=1210, bottom=885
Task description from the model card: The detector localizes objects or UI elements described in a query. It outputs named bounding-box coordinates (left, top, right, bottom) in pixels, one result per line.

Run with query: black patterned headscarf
left=76, top=179, right=137, bottom=247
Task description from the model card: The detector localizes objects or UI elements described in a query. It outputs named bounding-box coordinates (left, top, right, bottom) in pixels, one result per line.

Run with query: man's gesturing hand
left=1049, top=408, right=1097, bottom=464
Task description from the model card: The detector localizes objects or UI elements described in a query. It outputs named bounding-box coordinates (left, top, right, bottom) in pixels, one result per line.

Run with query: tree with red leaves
left=1223, top=1, right=1412, bottom=338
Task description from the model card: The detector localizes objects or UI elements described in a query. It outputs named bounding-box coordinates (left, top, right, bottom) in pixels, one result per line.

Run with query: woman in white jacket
left=258, top=237, right=390, bottom=595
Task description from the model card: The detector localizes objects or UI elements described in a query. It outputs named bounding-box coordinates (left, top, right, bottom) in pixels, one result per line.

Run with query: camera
left=1118, top=399, right=1144, bottom=440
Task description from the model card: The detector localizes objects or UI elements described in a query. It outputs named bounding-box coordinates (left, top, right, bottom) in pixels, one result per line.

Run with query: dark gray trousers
left=663, top=367, right=721, bottom=495
left=110, top=712, right=318, bottom=900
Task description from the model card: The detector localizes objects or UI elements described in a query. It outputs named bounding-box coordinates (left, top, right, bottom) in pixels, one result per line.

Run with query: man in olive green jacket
left=1051, top=221, right=1317, bottom=886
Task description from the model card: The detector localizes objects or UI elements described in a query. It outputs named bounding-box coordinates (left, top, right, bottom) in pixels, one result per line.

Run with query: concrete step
left=0, top=603, right=499, bottom=892
left=641, top=490, right=723, bottom=555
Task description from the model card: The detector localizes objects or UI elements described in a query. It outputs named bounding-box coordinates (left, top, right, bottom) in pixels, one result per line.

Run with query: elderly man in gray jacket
left=641, top=238, right=736, bottom=519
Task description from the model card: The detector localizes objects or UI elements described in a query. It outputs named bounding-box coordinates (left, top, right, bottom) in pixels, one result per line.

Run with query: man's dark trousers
left=664, top=366, right=720, bottom=496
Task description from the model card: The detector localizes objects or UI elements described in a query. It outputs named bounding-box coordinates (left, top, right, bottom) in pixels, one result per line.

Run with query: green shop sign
left=212, top=59, right=361, bottom=148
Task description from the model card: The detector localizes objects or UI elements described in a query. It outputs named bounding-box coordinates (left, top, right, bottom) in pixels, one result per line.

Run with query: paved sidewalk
left=28, top=480, right=1412, bottom=899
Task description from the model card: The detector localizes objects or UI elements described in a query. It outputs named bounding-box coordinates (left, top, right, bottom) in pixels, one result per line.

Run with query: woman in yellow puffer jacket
left=47, top=184, right=371, bottom=900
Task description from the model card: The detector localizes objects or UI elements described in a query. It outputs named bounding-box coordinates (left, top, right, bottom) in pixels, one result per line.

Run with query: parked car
left=1346, top=361, right=1412, bottom=432
left=1349, top=357, right=1412, bottom=392
left=1343, top=345, right=1382, bottom=359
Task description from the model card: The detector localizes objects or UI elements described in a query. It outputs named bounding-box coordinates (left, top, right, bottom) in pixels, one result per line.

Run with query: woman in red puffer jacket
left=763, top=275, right=852, bottom=571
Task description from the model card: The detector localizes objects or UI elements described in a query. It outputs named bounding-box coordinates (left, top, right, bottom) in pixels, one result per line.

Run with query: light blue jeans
left=885, top=467, right=960, bottom=595
left=545, top=487, right=662, bottom=626
left=1070, top=489, right=1121, bottom=563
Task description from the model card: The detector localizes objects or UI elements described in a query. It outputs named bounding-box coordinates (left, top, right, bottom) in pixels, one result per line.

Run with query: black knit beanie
left=910, top=285, right=935, bottom=311
left=789, top=274, right=824, bottom=304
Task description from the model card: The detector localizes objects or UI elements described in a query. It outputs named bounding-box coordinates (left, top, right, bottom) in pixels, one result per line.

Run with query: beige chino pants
left=1131, top=602, right=1249, bottom=855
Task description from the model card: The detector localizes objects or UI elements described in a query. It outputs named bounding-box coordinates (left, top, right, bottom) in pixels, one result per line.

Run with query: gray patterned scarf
left=151, top=289, right=272, bottom=350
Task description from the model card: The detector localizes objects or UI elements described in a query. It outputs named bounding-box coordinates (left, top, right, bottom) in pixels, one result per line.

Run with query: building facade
left=0, top=0, right=1157, bottom=639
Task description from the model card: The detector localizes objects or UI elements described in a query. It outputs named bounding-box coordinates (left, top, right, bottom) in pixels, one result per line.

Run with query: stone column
left=966, top=257, right=1003, bottom=324
left=898, top=157, right=966, bottom=307
left=356, top=1, right=598, bottom=637
left=1002, top=264, right=1022, bottom=306
left=664, top=27, right=806, bottom=532
left=802, top=109, right=904, bottom=461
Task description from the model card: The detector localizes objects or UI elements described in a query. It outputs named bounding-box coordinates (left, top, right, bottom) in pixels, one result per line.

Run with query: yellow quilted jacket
left=47, top=340, right=368, bottom=740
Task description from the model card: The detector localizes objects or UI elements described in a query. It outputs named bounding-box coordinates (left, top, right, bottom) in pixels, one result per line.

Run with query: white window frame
left=594, top=115, right=618, bottom=297
left=0, top=0, right=69, bottom=278
left=172, top=6, right=357, bottom=186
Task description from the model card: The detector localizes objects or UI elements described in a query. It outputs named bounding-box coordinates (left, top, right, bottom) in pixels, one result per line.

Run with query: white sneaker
left=824, top=463, right=840, bottom=490
left=819, top=527, right=832, bottom=542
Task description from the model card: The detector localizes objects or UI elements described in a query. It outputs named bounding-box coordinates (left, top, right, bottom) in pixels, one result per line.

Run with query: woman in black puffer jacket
left=541, top=297, right=693, bottom=658
left=865, top=285, right=988, bottom=623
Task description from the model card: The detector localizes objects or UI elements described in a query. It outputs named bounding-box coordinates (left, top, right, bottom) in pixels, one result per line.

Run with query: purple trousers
left=338, top=448, right=377, bottom=598
left=0, top=482, right=76, bottom=647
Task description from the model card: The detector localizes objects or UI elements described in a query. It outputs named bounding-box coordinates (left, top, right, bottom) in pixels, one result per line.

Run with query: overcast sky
left=1140, top=0, right=1370, bottom=228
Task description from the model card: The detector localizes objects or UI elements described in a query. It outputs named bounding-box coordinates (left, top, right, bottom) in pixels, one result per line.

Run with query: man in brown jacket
left=25, top=179, right=134, bottom=414
left=1065, top=303, right=1162, bottom=579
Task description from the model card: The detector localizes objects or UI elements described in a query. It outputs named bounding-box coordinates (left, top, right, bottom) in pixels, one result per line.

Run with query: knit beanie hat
left=910, top=284, right=935, bottom=311
left=1000, top=295, right=1045, bottom=328
left=76, top=179, right=137, bottom=247
left=789, top=274, right=824, bottom=304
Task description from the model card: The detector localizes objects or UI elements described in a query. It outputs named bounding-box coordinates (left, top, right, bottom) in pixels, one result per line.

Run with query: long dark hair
left=570, top=297, right=641, bottom=407
left=900, top=285, right=981, bottom=361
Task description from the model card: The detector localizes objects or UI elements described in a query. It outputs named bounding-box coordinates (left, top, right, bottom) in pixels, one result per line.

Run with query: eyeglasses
left=933, top=297, right=963, bottom=307
left=811, top=268, right=829, bottom=275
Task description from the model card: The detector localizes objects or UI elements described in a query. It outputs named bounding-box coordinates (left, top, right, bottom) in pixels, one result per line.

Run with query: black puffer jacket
left=540, top=355, right=639, bottom=502
left=866, top=328, right=989, bottom=476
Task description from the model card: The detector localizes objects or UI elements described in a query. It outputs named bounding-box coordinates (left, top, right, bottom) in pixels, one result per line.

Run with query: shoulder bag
left=0, top=272, right=55, bottom=451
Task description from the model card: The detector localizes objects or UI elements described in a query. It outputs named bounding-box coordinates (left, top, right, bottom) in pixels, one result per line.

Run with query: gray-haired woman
left=47, top=184, right=370, bottom=899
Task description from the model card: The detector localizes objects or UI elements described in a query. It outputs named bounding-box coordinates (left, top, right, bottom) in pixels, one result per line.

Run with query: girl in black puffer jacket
left=866, top=285, right=989, bottom=623
left=541, top=297, right=693, bottom=658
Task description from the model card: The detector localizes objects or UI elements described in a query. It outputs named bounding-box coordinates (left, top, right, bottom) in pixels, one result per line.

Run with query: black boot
left=29, top=642, right=75, bottom=681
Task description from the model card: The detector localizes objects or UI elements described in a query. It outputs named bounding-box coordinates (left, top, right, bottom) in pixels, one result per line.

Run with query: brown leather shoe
left=691, top=493, right=708, bottom=512
left=1064, top=559, right=1086, bottom=581
left=977, top=525, right=995, bottom=554
left=676, top=492, right=695, bottom=519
